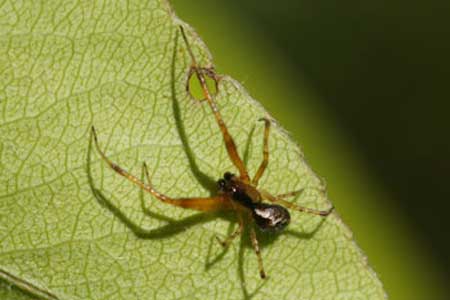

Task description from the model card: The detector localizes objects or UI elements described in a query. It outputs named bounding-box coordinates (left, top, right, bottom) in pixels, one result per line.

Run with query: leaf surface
left=0, top=0, right=386, bottom=299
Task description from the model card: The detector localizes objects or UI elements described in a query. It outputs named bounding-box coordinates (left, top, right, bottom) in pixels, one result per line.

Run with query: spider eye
left=224, top=172, right=234, bottom=181
left=253, top=204, right=290, bottom=232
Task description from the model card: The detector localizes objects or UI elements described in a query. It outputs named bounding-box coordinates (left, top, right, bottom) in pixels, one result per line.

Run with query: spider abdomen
left=252, top=203, right=290, bottom=232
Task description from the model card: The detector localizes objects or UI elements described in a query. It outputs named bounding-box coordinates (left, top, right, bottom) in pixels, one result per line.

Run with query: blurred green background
left=171, top=1, right=449, bottom=299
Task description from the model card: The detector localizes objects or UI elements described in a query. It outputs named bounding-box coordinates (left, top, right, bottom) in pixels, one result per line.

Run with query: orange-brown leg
left=252, top=117, right=271, bottom=186
left=91, top=126, right=231, bottom=212
left=249, top=220, right=266, bottom=279
left=179, top=26, right=250, bottom=182
left=216, top=209, right=244, bottom=248
left=261, top=189, right=334, bottom=216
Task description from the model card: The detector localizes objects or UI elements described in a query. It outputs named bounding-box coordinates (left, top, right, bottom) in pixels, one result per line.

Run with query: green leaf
left=0, top=0, right=387, bottom=299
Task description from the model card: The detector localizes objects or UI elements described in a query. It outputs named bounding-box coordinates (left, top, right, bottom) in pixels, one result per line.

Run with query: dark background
left=228, top=0, right=450, bottom=276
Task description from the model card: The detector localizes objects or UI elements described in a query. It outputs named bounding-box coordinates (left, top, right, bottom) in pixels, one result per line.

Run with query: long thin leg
left=179, top=26, right=250, bottom=182
left=252, top=117, right=271, bottom=186
left=261, top=190, right=334, bottom=216
left=216, top=210, right=244, bottom=248
left=276, top=189, right=304, bottom=199
left=249, top=221, right=266, bottom=279
left=91, top=126, right=231, bottom=212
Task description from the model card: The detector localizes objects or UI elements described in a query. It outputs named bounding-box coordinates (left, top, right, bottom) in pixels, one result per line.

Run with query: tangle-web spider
left=90, top=26, right=334, bottom=279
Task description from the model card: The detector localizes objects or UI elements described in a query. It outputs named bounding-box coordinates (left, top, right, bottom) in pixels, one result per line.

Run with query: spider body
left=218, top=172, right=290, bottom=232
left=90, top=26, right=333, bottom=279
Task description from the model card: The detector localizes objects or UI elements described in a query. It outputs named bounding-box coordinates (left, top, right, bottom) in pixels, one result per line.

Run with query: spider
left=90, top=26, right=334, bottom=279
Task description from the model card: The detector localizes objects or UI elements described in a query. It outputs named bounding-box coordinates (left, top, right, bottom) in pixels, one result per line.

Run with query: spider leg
left=216, top=209, right=244, bottom=248
left=249, top=219, right=266, bottom=279
left=179, top=26, right=250, bottom=182
left=91, top=126, right=231, bottom=212
left=141, top=161, right=231, bottom=211
left=261, top=189, right=334, bottom=216
left=252, top=117, right=271, bottom=186
left=276, top=189, right=304, bottom=199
